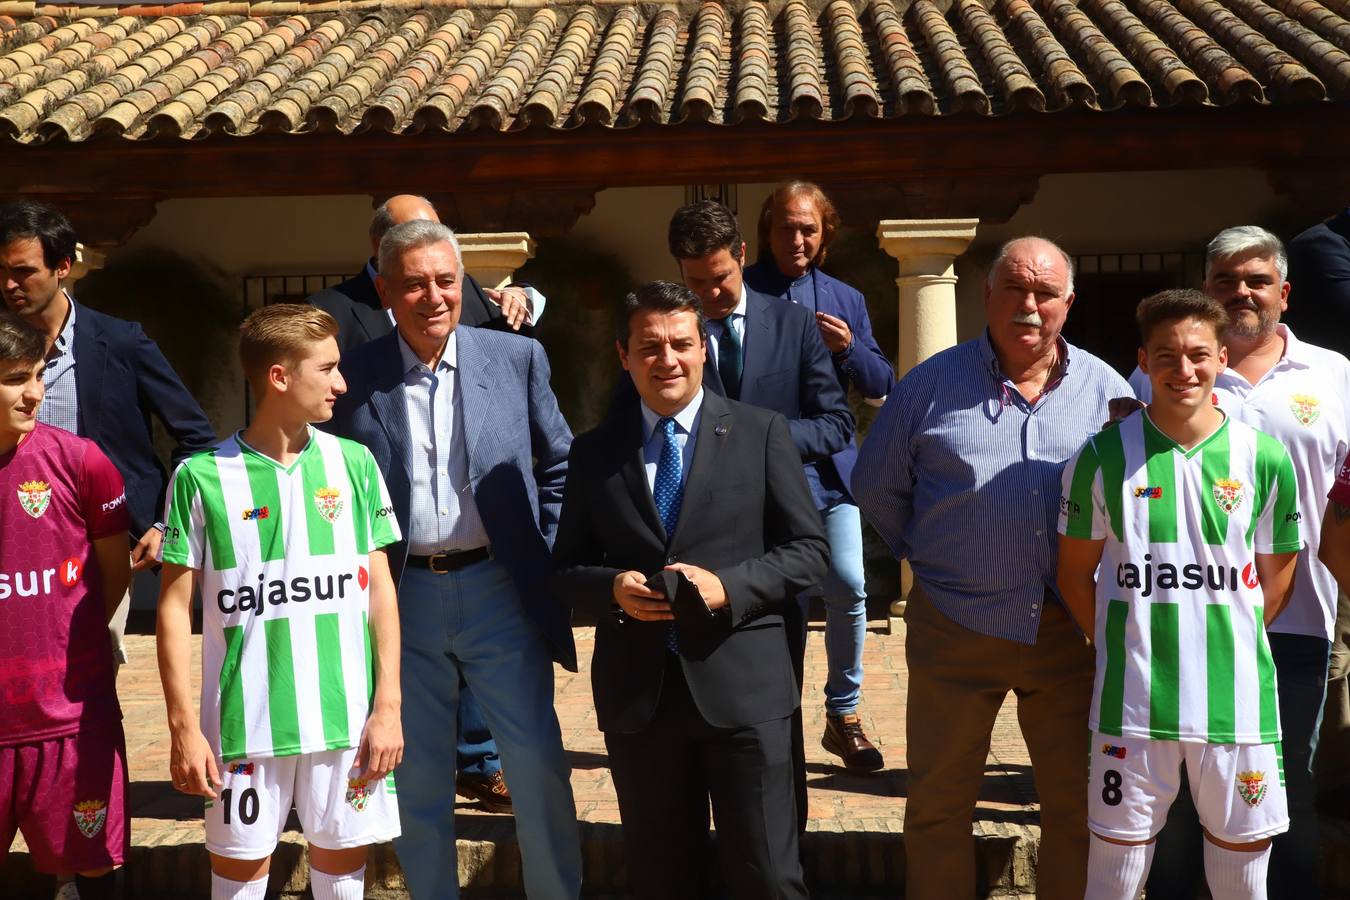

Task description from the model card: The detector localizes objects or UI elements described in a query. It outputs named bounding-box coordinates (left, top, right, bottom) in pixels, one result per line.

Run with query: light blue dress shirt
left=36, top=294, right=79, bottom=435
left=640, top=389, right=703, bottom=494
left=853, top=332, right=1131, bottom=644
left=398, top=330, right=490, bottom=555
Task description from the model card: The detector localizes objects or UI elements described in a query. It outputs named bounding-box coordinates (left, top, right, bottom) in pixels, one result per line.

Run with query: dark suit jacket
left=72, top=302, right=216, bottom=537
left=1286, top=209, right=1350, bottom=358
left=308, top=261, right=531, bottom=355
left=327, top=326, right=577, bottom=670
left=744, top=262, right=894, bottom=498
left=552, top=391, right=829, bottom=732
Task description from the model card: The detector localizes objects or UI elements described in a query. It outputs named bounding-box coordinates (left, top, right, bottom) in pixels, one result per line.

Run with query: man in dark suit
left=553, top=281, right=827, bottom=899
left=0, top=200, right=215, bottom=666
left=1286, top=207, right=1350, bottom=357
left=308, top=193, right=541, bottom=353
left=667, top=199, right=854, bottom=830
left=309, top=193, right=534, bottom=813
left=328, top=219, right=580, bottom=899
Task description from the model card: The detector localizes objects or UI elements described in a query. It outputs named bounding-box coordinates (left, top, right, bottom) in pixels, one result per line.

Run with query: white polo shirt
left=1129, top=325, right=1350, bottom=641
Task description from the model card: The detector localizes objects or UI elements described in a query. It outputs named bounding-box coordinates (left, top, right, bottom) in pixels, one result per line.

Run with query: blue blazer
left=704, top=287, right=854, bottom=499
left=73, top=302, right=216, bottom=537
left=743, top=264, right=896, bottom=500
left=328, top=326, right=577, bottom=671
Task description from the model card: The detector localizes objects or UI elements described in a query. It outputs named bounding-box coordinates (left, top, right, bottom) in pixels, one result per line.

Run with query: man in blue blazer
left=328, top=219, right=580, bottom=899
left=668, top=200, right=854, bottom=832
left=0, top=201, right=215, bottom=665
left=744, top=182, right=895, bottom=774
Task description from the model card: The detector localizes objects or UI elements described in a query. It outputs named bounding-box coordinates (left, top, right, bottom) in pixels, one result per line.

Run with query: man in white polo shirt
left=1130, top=226, right=1350, bottom=900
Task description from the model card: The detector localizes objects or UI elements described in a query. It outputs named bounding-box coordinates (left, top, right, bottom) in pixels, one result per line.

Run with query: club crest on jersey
left=1236, top=770, right=1267, bottom=807
left=1289, top=394, right=1321, bottom=427
left=17, top=480, right=51, bottom=518
left=1212, top=478, right=1244, bottom=515
left=314, top=487, right=344, bottom=523
left=1101, top=744, right=1127, bottom=759
left=72, top=800, right=107, bottom=838
left=1133, top=486, right=1163, bottom=500
left=346, top=778, right=371, bottom=812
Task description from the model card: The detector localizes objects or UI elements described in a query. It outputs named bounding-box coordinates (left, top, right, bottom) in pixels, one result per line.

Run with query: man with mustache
left=853, top=236, right=1130, bottom=900
left=1129, top=227, right=1350, bottom=900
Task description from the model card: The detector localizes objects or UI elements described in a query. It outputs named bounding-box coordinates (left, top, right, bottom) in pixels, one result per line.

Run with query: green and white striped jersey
left=160, top=428, right=400, bottom=761
left=1058, top=411, right=1302, bottom=744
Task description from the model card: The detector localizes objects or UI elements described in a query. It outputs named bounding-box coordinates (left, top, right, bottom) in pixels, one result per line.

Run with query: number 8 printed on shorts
left=1101, top=769, right=1123, bottom=806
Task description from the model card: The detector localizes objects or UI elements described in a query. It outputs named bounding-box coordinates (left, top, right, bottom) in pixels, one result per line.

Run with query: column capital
left=456, top=232, right=537, bottom=289
left=67, top=243, right=105, bottom=287
left=876, top=219, right=979, bottom=274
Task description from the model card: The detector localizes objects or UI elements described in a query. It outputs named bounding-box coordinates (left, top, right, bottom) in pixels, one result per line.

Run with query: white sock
left=310, top=864, right=366, bottom=900
left=1085, top=835, right=1154, bottom=900
left=211, top=872, right=267, bottom=900
left=1203, top=840, right=1270, bottom=900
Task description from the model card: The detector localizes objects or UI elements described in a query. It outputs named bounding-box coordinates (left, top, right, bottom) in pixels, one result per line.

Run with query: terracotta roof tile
left=0, top=0, right=1340, bottom=143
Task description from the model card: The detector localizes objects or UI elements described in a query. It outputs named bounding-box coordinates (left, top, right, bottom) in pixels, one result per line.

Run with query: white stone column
left=875, top=219, right=978, bottom=620
left=456, top=232, right=536, bottom=289
left=66, top=243, right=105, bottom=288
left=875, top=219, right=979, bottom=377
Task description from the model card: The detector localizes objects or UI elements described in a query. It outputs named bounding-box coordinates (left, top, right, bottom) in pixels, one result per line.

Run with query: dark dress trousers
left=73, top=302, right=216, bottom=537
left=308, top=261, right=531, bottom=354
left=553, top=390, right=828, bottom=899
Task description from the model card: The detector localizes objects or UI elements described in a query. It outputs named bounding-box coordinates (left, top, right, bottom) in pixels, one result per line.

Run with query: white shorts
left=1088, top=731, right=1289, bottom=844
left=205, top=747, right=400, bottom=859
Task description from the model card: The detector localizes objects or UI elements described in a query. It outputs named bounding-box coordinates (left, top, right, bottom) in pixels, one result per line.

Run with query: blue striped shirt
left=36, top=295, right=79, bottom=435
left=853, top=333, right=1130, bottom=644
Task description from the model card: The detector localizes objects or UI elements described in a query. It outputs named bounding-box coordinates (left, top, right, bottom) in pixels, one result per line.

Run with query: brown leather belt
left=406, top=546, right=491, bottom=574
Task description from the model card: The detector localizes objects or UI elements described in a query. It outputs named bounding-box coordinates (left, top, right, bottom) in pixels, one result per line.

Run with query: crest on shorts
left=1289, top=394, right=1321, bottom=427
left=72, top=800, right=107, bottom=838
left=1236, top=770, right=1267, bottom=808
left=1101, top=744, right=1127, bottom=759
left=345, top=777, right=371, bottom=812
left=1212, top=478, right=1245, bottom=515
left=228, top=762, right=255, bottom=776
left=314, top=487, right=344, bottom=523
left=17, top=480, right=50, bottom=518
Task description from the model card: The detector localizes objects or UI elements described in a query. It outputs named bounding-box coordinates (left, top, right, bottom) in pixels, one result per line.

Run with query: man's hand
left=612, top=570, right=673, bottom=620
left=357, top=705, right=404, bottom=781
left=664, top=563, right=728, bottom=610
left=484, top=286, right=532, bottom=331
left=1104, top=396, right=1145, bottom=429
left=131, top=526, right=163, bottom=572
left=816, top=312, right=852, bottom=354
left=169, top=726, right=220, bottom=799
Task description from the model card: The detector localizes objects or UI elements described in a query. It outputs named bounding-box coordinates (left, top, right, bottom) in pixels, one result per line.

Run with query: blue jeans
left=395, top=561, right=581, bottom=899
left=456, top=683, right=500, bottom=778
left=820, top=501, right=869, bottom=715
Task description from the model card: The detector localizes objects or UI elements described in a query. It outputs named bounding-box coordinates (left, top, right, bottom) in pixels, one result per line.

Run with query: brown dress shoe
left=822, top=712, right=885, bottom=773
left=455, top=770, right=513, bottom=814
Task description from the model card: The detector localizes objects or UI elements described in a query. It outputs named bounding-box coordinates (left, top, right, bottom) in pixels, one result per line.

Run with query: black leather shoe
left=822, top=712, right=885, bottom=773
left=455, top=770, right=513, bottom=814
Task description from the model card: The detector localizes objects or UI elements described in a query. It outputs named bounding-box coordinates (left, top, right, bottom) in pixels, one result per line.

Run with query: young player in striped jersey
left=156, top=306, right=403, bottom=900
left=1058, top=290, right=1302, bottom=900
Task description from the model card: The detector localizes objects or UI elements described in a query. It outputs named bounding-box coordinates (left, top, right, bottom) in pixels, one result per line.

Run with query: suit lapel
left=617, top=402, right=667, bottom=542
left=668, top=392, right=731, bottom=548
left=702, top=338, right=725, bottom=396
left=454, top=327, right=492, bottom=470
left=739, top=289, right=775, bottom=397
left=365, top=334, right=413, bottom=478
left=71, top=302, right=105, bottom=437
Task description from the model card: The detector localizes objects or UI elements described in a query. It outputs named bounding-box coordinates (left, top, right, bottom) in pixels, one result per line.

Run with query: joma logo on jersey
left=241, top=506, right=269, bottom=521
left=0, top=557, right=81, bottom=600
left=1116, top=553, right=1258, bottom=597
left=217, top=565, right=369, bottom=617
left=17, top=480, right=51, bottom=518
left=1133, top=486, right=1164, bottom=500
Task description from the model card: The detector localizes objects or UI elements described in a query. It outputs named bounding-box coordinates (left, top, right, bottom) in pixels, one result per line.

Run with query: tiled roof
left=0, top=0, right=1345, bottom=142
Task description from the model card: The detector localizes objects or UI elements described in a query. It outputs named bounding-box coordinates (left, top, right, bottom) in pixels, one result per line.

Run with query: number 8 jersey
left=160, top=428, right=401, bottom=761
left=1058, top=411, right=1302, bottom=744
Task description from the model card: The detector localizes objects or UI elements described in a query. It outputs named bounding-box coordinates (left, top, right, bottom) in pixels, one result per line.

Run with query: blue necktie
left=653, top=417, right=683, bottom=653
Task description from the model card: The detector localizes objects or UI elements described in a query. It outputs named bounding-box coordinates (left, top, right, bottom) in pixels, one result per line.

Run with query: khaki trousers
left=903, top=586, right=1094, bottom=900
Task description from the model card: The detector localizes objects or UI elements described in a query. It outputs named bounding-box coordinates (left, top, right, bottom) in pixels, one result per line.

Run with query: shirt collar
left=979, top=330, right=1072, bottom=379
left=1272, top=323, right=1312, bottom=370
left=397, top=327, right=456, bottom=375
left=641, top=388, right=704, bottom=443
left=49, top=292, right=76, bottom=357
left=365, top=258, right=378, bottom=283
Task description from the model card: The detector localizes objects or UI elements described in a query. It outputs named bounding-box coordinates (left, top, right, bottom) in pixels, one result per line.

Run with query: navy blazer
left=327, top=325, right=577, bottom=671
left=72, top=301, right=216, bottom=538
left=1286, top=209, right=1350, bottom=359
left=744, top=263, right=895, bottom=500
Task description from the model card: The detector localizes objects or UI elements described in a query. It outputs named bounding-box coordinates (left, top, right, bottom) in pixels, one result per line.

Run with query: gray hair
left=377, top=219, right=463, bottom=281
left=369, top=194, right=435, bottom=243
left=987, top=236, right=1075, bottom=297
left=1205, top=226, right=1287, bottom=282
